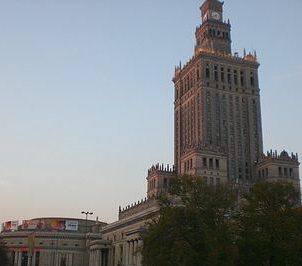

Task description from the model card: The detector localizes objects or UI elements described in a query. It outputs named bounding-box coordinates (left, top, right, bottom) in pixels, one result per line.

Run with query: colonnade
left=12, top=250, right=74, bottom=266
left=89, top=249, right=102, bottom=266
left=49, top=251, right=73, bottom=266
left=88, top=242, right=108, bottom=266
left=124, top=239, right=142, bottom=266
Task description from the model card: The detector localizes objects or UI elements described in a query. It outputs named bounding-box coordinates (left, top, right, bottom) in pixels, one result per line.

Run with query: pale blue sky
left=1, top=0, right=301, bottom=223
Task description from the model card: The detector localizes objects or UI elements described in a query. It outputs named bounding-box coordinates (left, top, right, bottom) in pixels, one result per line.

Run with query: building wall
left=101, top=201, right=159, bottom=266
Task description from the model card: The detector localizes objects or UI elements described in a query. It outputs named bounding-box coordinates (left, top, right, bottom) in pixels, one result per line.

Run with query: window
left=209, top=158, right=213, bottom=169
left=284, top=168, right=288, bottom=176
left=210, top=177, right=214, bottom=185
left=290, top=168, right=293, bottom=177
left=278, top=167, right=282, bottom=176
left=164, top=178, right=168, bottom=189
left=214, top=65, right=218, bottom=81
left=203, top=176, right=208, bottom=183
left=265, top=168, right=268, bottom=177
left=234, top=70, right=238, bottom=85
left=250, top=72, right=255, bottom=87
left=240, top=70, right=245, bottom=86
left=215, top=159, right=220, bottom=169
left=60, top=254, right=67, bottom=266
left=190, top=159, right=193, bottom=170
left=21, top=251, right=28, bottom=266
left=220, top=67, right=225, bottom=82
left=206, top=64, right=210, bottom=78
left=203, top=158, right=207, bottom=168
left=216, top=178, right=221, bottom=185
left=227, top=68, right=231, bottom=84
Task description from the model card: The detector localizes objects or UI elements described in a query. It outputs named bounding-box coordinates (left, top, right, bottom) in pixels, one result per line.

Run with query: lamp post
left=81, top=211, right=93, bottom=266
left=81, top=211, right=93, bottom=233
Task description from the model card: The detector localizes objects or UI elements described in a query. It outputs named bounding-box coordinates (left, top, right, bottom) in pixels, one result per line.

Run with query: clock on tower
left=201, top=0, right=223, bottom=23
left=196, top=0, right=232, bottom=54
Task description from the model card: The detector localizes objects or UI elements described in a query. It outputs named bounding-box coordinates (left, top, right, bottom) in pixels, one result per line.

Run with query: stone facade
left=173, top=0, right=263, bottom=183
left=256, top=150, right=301, bottom=193
left=0, top=217, right=108, bottom=266
left=101, top=199, right=159, bottom=266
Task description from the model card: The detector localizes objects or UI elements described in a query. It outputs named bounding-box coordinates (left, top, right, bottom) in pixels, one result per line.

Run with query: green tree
left=238, top=181, right=302, bottom=266
left=141, top=177, right=302, bottom=266
left=141, top=176, right=239, bottom=266
left=0, top=242, right=9, bottom=266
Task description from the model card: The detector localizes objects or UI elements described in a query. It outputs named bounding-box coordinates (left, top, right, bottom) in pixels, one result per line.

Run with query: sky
left=0, top=0, right=301, bottom=224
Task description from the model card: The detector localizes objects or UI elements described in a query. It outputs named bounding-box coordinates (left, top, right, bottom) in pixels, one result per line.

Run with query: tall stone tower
left=173, top=0, right=263, bottom=183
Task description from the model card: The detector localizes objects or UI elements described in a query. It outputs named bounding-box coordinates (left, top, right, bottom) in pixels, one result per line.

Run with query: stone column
left=68, top=253, right=73, bottom=266
left=137, top=240, right=143, bottom=266
left=89, top=251, right=93, bottom=266
left=32, top=252, right=36, bottom=266
left=17, top=251, right=22, bottom=266
left=134, top=239, right=138, bottom=265
left=124, top=241, right=127, bottom=266
left=27, top=254, right=32, bottom=266
left=130, top=241, right=134, bottom=265
left=91, top=250, right=94, bottom=266
left=56, top=251, right=60, bottom=266
left=98, top=250, right=103, bottom=266
left=93, top=250, right=96, bottom=266
left=14, top=251, right=18, bottom=266
left=95, top=249, right=101, bottom=266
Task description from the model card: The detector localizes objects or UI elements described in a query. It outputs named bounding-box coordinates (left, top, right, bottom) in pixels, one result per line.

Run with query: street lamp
left=81, top=211, right=93, bottom=233
left=81, top=211, right=93, bottom=266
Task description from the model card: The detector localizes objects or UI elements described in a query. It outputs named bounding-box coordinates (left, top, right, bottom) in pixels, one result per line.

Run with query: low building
left=0, top=217, right=108, bottom=266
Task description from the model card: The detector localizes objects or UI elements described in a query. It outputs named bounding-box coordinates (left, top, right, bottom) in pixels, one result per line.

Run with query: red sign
left=10, top=248, right=41, bottom=251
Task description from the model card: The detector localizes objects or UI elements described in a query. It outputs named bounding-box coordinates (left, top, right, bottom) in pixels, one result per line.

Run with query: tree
left=237, top=181, right=302, bottom=266
left=141, top=176, right=239, bottom=266
left=141, top=177, right=302, bottom=266
left=0, top=242, right=9, bottom=266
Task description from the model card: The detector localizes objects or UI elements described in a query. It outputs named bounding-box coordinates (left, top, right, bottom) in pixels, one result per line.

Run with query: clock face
left=211, top=11, right=220, bottom=20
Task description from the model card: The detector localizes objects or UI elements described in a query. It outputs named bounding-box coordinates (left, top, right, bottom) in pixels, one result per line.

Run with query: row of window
left=175, top=65, right=257, bottom=100
left=278, top=167, right=293, bottom=178
left=206, top=63, right=256, bottom=87
left=196, top=29, right=230, bottom=46
left=184, top=159, right=193, bottom=172
left=11, top=251, right=40, bottom=266
left=203, top=176, right=221, bottom=185
left=258, top=167, right=294, bottom=178
left=203, top=158, right=220, bottom=169
left=7, top=240, right=79, bottom=247
left=148, top=179, right=156, bottom=191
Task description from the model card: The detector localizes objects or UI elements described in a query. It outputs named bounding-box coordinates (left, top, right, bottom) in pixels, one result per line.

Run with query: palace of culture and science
left=1, top=1, right=300, bottom=266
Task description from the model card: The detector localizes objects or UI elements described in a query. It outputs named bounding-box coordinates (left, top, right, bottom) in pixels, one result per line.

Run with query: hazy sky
left=1, top=0, right=301, bottom=224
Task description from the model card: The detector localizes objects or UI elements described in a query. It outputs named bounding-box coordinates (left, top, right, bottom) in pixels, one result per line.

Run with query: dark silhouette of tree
left=141, top=177, right=302, bottom=266
left=0, top=242, right=9, bottom=266
left=141, top=176, right=239, bottom=266
left=237, top=181, right=302, bottom=266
